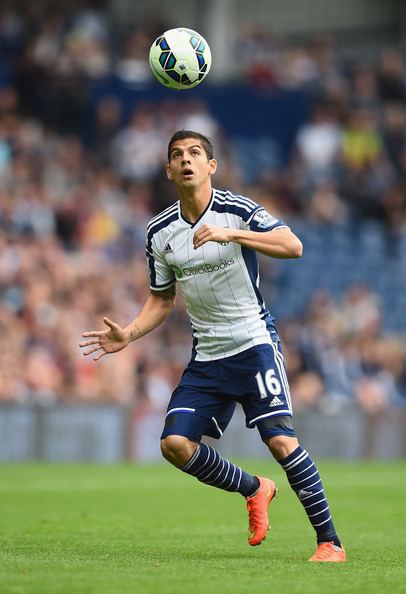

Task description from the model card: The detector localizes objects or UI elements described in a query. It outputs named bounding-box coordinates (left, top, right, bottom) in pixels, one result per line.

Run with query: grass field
left=0, top=460, right=405, bottom=594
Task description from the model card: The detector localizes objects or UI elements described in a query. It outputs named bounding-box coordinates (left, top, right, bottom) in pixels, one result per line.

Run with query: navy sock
left=278, top=446, right=341, bottom=547
left=181, top=443, right=259, bottom=498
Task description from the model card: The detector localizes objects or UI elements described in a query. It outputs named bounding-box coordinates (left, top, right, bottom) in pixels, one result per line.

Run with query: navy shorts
left=161, top=342, right=295, bottom=443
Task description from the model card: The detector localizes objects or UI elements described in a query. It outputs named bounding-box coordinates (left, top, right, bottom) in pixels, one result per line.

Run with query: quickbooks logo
left=173, top=258, right=235, bottom=279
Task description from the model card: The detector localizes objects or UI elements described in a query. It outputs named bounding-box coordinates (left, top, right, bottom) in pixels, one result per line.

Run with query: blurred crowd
left=0, top=2, right=405, bottom=414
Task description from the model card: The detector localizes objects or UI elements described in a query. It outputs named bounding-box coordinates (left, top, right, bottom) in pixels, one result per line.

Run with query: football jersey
left=145, top=188, right=288, bottom=361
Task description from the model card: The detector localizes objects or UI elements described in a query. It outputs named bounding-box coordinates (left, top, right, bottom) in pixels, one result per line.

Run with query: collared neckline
left=178, top=189, right=214, bottom=228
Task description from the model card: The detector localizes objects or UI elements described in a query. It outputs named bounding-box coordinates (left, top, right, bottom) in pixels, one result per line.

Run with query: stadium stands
left=0, top=3, right=405, bottom=417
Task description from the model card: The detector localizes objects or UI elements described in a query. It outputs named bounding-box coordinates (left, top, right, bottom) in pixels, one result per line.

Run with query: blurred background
left=0, top=0, right=405, bottom=462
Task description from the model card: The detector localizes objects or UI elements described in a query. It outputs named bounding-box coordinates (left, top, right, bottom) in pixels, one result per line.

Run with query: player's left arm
left=193, top=224, right=303, bottom=259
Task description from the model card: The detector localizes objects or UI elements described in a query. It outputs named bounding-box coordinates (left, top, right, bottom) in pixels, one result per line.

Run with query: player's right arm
left=79, top=286, right=175, bottom=361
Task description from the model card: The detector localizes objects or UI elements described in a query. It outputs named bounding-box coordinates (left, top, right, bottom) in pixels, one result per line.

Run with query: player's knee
left=160, top=435, right=197, bottom=467
left=266, top=434, right=299, bottom=461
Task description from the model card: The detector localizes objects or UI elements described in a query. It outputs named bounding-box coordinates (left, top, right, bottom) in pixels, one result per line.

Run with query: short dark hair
left=167, top=130, right=214, bottom=161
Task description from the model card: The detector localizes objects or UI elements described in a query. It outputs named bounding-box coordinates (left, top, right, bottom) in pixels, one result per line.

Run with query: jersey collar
left=178, top=189, right=214, bottom=228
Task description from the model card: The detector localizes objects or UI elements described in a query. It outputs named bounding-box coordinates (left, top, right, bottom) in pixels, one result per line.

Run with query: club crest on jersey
left=253, top=210, right=278, bottom=229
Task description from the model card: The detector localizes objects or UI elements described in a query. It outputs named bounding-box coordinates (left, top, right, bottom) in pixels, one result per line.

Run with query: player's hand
left=193, top=224, right=233, bottom=249
left=79, top=317, right=130, bottom=361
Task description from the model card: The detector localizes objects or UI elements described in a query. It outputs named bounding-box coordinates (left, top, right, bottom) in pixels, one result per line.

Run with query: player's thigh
left=161, top=384, right=236, bottom=442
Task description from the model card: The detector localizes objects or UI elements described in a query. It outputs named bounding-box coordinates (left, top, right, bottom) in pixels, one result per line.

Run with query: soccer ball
left=149, top=27, right=211, bottom=90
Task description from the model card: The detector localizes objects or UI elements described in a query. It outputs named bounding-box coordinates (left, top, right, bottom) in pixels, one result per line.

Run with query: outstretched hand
left=79, top=317, right=130, bottom=361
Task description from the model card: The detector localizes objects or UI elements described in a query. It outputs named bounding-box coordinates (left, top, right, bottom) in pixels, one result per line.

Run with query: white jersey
left=146, top=188, right=288, bottom=361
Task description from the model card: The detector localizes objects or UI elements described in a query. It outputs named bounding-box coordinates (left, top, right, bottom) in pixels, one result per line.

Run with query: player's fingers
left=79, top=339, right=99, bottom=348
left=82, top=330, right=105, bottom=338
left=194, top=225, right=209, bottom=236
left=103, top=317, right=119, bottom=329
left=195, top=234, right=207, bottom=244
left=93, top=350, right=107, bottom=362
left=83, top=346, right=103, bottom=357
left=194, top=234, right=210, bottom=248
left=194, top=229, right=210, bottom=242
left=196, top=226, right=210, bottom=237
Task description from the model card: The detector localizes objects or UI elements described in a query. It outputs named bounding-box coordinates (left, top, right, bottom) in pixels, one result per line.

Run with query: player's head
left=167, top=130, right=214, bottom=162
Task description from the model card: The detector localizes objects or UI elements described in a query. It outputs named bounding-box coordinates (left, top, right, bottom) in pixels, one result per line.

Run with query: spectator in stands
left=294, top=102, right=342, bottom=187
left=377, top=48, right=406, bottom=103
left=111, top=102, right=165, bottom=181
left=115, top=29, right=151, bottom=84
left=381, top=103, right=406, bottom=176
left=340, top=108, right=394, bottom=220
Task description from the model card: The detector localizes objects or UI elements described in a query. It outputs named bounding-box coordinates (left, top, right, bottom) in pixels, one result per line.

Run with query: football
left=149, top=27, right=212, bottom=90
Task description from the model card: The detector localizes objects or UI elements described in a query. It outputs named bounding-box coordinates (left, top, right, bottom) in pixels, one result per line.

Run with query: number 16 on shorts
left=255, top=369, right=286, bottom=407
left=240, top=345, right=293, bottom=420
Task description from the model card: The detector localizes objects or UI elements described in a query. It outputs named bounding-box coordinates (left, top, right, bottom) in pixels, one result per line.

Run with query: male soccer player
left=80, top=130, right=346, bottom=562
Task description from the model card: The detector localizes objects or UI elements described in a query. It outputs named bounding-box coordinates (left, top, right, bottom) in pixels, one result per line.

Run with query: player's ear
left=209, top=159, right=217, bottom=175
left=165, top=164, right=172, bottom=179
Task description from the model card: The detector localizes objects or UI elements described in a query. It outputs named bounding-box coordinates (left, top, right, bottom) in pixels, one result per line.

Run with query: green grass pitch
left=0, top=460, right=405, bottom=594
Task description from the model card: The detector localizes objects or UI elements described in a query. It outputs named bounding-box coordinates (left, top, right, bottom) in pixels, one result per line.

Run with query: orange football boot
left=309, top=542, right=347, bottom=562
left=246, top=476, right=277, bottom=546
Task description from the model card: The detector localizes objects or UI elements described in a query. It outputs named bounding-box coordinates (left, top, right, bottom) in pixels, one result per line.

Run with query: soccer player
left=80, top=130, right=346, bottom=562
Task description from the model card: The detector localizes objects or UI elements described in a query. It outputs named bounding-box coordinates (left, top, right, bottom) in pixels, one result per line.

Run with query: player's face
left=166, top=139, right=217, bottom=188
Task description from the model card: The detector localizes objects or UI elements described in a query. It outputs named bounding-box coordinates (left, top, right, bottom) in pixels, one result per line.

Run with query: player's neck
left=178, top=185, right=212, bottom=224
